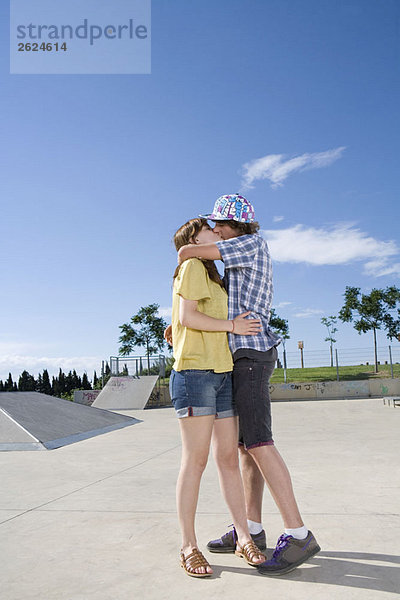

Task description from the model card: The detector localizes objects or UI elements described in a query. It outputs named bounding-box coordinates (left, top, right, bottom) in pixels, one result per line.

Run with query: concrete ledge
left=93, top=376, right=159, bottom=411
left=269, top=377, right=400, bottom=402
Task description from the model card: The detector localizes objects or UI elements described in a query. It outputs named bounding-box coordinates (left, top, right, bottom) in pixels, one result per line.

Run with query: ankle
left=284, top=525, right=308, bottom=540
left=247, top=519, right=263, bottom=535
left=181, top=542, right=197, bottom=556
left=237, top=535, right=252, bottom=548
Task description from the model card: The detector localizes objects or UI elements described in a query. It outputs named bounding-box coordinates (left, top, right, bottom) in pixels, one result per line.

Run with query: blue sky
left=1, top=0, right=399, bottom=380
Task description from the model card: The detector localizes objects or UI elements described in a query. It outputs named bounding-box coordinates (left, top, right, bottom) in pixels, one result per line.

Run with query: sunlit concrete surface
left=0, top=392, right=139, bottom=450
left=1, top=398, right=399, bottom=599
left=92, top=376, right=159, bottom=411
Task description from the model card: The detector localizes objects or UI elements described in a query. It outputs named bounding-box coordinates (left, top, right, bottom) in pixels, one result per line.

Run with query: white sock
left=284, top=526, right=308, bottom=540
left=247, top=519, right=263, bottom=535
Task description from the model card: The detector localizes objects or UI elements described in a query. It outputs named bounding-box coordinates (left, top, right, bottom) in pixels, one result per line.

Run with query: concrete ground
left=1, top=398, right=399, bottom=600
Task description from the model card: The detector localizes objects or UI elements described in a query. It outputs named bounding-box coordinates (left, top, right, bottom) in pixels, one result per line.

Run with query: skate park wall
left=92, top=376, right=159, bottom=411
left=269, top=377, right=400, bottom=401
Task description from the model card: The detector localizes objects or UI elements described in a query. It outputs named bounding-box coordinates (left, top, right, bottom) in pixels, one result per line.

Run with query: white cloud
left=0, top=355, right=103, bottom=382
left=241, top=146, right=346, bottom=189
left=158, top=306, right=172, bottom=318
left=273, top=216, right=284, bottom=222
left=363, top=259, right=400, bottom=278
left=274, top=301, right=292, bottom=308
left=262, top=223, right=399, bottom=277
left=293, top=308, right=324, bottom=319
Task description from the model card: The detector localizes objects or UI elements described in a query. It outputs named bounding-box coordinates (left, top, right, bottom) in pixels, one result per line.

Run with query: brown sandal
left=235, top=540, right=266, bottom=566
left=180, top=548, right=212, bottom=578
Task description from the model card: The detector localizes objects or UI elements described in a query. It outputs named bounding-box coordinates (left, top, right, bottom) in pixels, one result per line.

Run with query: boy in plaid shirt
left=178, top=194, right=320, bottom=576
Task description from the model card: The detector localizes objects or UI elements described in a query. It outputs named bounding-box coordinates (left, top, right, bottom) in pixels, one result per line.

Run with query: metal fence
left=277, top=345, right=400, bottom=370
left=108, top=354, right=166, bottom=378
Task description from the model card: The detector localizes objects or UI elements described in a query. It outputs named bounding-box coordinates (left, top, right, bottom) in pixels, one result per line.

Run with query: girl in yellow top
left=169, top=218, right=265, bottom=577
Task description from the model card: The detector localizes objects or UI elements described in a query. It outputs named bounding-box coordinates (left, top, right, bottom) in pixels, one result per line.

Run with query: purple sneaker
left=207, top=525, right=266, bottom=554
left=258, top=531, right=320, bottom=576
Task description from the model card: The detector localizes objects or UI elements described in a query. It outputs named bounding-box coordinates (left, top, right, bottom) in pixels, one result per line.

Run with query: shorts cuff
left=215, top=409, right=236, bottom=419
left=245, top=440, right=275, bottom=450
left=176, top=406, right=216, bottom=418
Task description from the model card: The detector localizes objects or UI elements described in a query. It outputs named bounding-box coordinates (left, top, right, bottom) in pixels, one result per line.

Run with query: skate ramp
left=92, top=376, right=159, bottom=411
left=0, top=392, right=140, bottom=451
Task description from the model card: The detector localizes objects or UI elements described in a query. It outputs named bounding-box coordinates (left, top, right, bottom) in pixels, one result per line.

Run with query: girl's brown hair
left=173, top=218, right=224, bottom=288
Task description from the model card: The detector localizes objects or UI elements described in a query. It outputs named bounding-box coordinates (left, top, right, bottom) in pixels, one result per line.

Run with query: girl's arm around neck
left=178, top=243, right=222, bottom=264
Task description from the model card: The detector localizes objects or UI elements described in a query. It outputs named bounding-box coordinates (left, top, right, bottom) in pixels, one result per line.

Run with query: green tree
left=81, top=372, right=91, bottom=390
left=51, top=376, right=58, bottom=397
left=321, top=316, right=338, bottom=367
left=270, top=308, right=290, bottom=380
left=52, top=368, right=66, bottom=397
left=119, top=303, right=168, bottom=373
left=41, top=369, right=52, bottom=395
left=93, top=371, right=98, bottom=387
left=72, top=370, right=81, bottom=389
left=18, top=370, right=36, bottom=391
left=6, top=373, right=14, bottom=391
left=339, top=286, right=400, bottom=373
left=270, top=308, right=289, bottom=341
left=65, top=371, right=73, bottom=394
left=0, top=380, right=3, bottom=391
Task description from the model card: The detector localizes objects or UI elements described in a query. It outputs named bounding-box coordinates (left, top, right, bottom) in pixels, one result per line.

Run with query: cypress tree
left=58, top=369, right=66, bottom=394
left=18, top=370, right=28, bottom=391
left=0, top=380, right=4, bottom=391
left=72, top=370, right=81, bottom=389
left=65, top=371, right=73, bottom=394
left=42, top=369, right=52, bottom=395
left=93, top=371, right=98, bottom=387
left=52, top=376, right=59, bottom=397
left=82, top=373, right=91, bottom=390
left=7, top=373, right=14, bottom=391
left=19, top=370, right=36, bottom=391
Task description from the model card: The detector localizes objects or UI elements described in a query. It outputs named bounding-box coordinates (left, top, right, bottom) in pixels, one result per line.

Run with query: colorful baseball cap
left=199, top=194, right=255, bottom=223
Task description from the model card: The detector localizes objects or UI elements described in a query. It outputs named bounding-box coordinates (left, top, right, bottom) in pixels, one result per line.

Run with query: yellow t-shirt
left=172, top=258, right=233, bottom=373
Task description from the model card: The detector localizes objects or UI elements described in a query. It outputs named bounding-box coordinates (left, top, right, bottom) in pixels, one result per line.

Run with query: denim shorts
left=169, top=369, right=235, bottom=419
left=232, top=347, right=277, bottom=450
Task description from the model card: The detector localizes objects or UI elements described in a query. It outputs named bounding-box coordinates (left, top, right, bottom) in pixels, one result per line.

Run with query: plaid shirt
left=216, top=233, right=281, bottom=354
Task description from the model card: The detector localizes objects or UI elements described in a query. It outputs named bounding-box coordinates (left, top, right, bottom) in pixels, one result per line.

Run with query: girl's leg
left=211, top=416, right=264, bottom=563
left=177, top=414, right=215, bottom=574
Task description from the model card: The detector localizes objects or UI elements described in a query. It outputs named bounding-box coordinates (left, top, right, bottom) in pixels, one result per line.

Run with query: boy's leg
left=233, top=350, right=320, bottom=574
left=234, top=351, right=303, bottom=528
left=239, top=445, right=265, bottom=523
left=247, top=444, right=303, bottom=528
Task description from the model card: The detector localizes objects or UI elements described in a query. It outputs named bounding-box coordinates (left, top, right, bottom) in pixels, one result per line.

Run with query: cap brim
left=198, top=213, right=230, bottom=221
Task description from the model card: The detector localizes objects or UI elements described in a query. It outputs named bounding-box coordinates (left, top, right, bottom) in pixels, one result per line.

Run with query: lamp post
left=298, top=341, right=304, bottom=368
